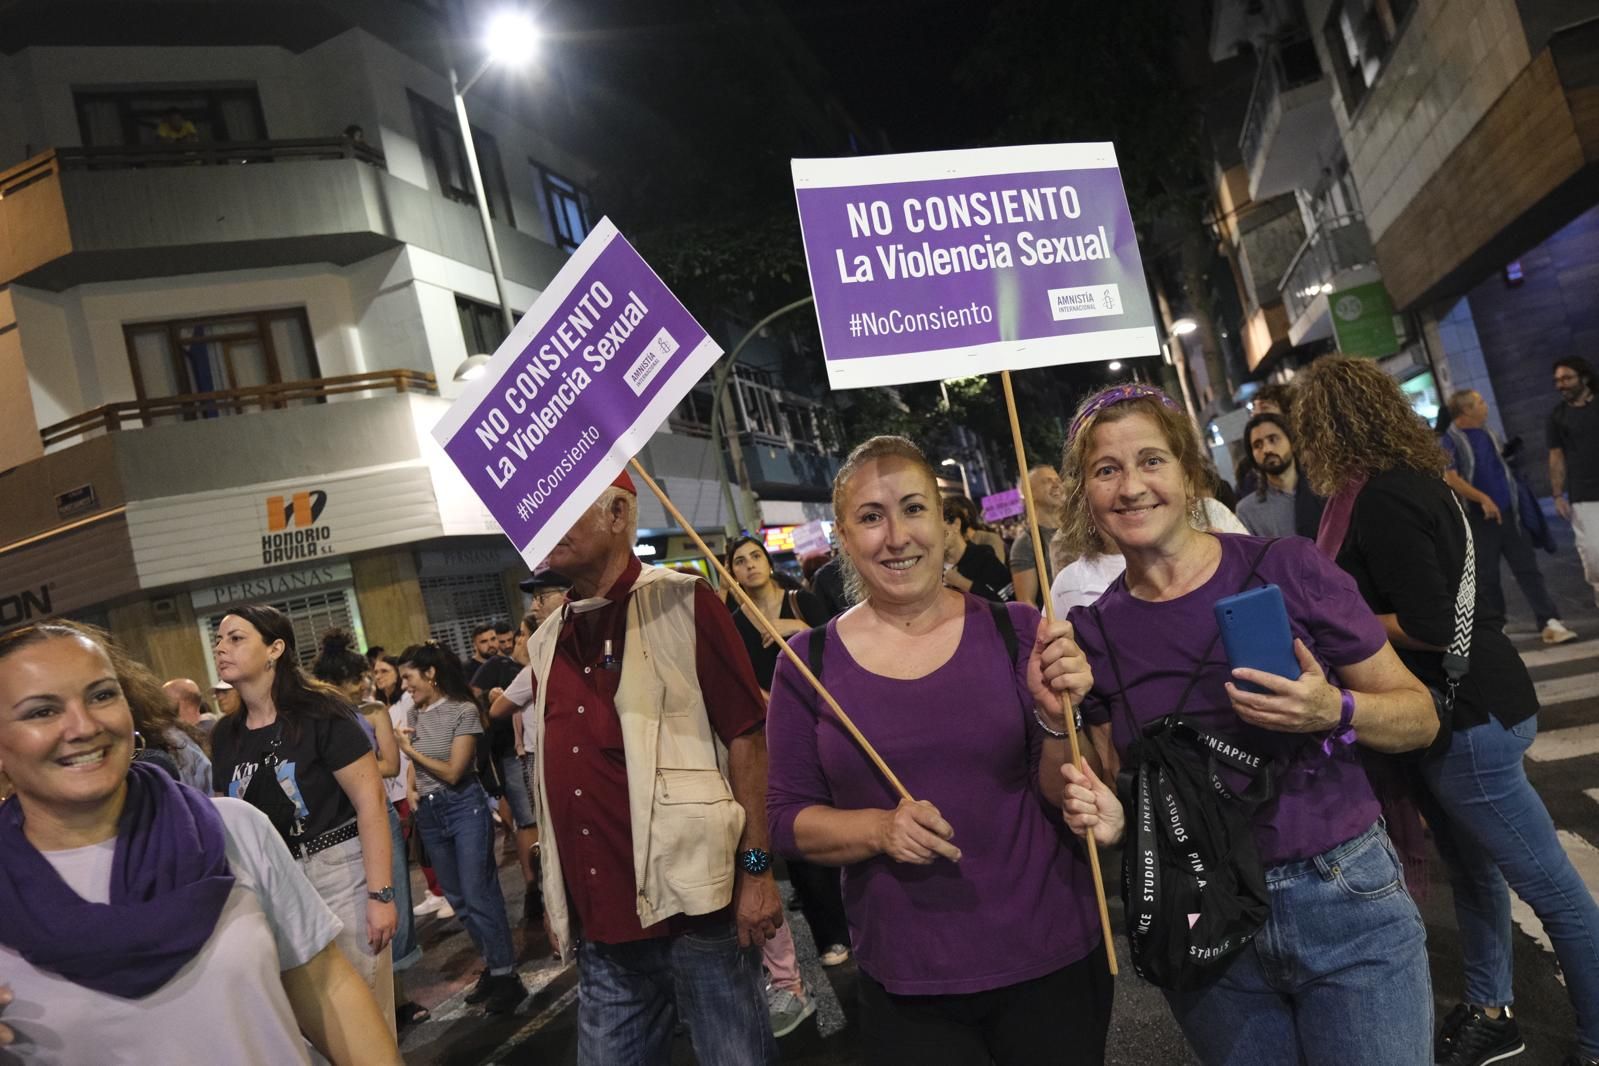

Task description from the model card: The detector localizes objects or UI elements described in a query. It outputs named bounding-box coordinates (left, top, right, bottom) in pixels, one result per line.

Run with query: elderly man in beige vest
left=500, top=469, right=781, bottom=1065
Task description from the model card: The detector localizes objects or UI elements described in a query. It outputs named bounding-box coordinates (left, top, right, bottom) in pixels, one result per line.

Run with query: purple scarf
left=0, top=761, right=235, bottom=998
left=1314, top=473, right=1368, bottom=559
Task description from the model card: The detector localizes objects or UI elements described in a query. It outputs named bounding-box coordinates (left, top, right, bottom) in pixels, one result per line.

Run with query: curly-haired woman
left=1294, top=356, right=1599, bottom=1066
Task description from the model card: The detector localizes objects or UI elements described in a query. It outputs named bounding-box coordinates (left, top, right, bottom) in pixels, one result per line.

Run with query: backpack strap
left=807, top=620, right=828, bottom=682
left=987, top=599, right=1018, bottom=666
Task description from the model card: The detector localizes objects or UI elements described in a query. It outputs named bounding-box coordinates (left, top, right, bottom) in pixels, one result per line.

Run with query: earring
left=1189, top=499, right=1205, bottom=525
left=132, top=730, right=147, bottom=752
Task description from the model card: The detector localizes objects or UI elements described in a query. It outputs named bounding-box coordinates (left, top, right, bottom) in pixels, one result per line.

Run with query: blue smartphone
left=1213, top=585, right=1299, bottom=694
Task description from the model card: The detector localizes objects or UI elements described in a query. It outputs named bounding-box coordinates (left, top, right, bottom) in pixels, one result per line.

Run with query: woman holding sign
left=765, top=435, right=1109, bottom=1065
left=1052, top=384, right=1437, bottom=1066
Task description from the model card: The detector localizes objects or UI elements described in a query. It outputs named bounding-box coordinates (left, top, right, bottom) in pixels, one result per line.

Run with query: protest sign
left=792, top=143, right=1158, bottom=390
left=790, top=520, right=833, bottom=558
left=981, top=488, right=1025, bottom=522
left=430, top=218, right=722, bottom=568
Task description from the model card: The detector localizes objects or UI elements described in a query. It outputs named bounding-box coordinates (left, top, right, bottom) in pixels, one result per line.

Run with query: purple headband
left=1067, top=384, right=1181, bottom=444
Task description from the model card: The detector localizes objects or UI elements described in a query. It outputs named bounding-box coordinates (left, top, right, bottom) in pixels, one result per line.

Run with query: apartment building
left=0, top=0, right=825, bottom=682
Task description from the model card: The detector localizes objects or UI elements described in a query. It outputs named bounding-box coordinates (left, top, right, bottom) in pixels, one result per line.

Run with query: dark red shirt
left=541, top=556, right=766, bottom=944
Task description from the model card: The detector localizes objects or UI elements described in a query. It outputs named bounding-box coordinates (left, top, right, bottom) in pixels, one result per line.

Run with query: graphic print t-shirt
left=212, top=712, right=372, bottom=845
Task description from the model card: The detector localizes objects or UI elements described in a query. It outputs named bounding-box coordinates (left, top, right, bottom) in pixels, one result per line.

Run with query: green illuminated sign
left=1330, top=282, right=1399, bottom=360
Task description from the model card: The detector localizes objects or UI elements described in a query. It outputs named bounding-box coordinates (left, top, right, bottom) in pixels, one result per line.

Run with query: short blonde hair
left=830, top=435, right=941, bottom=605
left=1057, top=390, right=1208, bottom=558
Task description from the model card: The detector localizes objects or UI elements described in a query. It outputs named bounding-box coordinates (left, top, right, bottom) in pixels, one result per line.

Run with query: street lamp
left=940, top=458, right=971, bottom=498
left=451, top=10, right=540, bottom=337
left=1171, top=317, right=1198, bottom=336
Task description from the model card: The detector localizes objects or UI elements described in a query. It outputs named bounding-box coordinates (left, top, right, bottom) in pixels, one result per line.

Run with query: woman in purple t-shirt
left=766, top=435, right=1106, bottom=1065
left=1053, top=385, right=1439, bottom=1066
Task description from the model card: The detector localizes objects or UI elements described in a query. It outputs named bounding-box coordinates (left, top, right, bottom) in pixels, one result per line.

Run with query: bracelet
left=1032, top=704, right=1070, bottom=739
left=1322, top=688, right=1358, bottom=756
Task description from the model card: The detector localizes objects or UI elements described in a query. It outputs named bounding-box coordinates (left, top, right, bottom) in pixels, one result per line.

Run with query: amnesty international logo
left=262, top=490, right=333, bottom=563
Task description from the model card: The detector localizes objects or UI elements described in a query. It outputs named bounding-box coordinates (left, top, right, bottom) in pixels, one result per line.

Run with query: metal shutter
left=419, top=572, right=512, bottom=661
left=203, top=588, right=363, bottom=669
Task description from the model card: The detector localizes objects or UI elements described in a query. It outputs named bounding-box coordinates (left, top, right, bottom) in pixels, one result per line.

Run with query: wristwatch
left=368, top=886, right=396, bottom=903
left=737, top=848, right=772, bottom=875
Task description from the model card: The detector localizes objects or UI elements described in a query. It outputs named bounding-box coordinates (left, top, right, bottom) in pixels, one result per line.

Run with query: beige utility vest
left=524, top=566, right=744, bottom=958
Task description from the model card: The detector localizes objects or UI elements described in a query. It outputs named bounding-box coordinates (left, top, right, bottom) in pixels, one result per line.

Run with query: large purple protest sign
left=792, top=143, right=1159, bottom=389
left=430, top=218, right=722, bottom=568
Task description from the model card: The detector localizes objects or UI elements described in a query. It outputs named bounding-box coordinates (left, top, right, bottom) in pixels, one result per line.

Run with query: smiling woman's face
left=0, top=635, right=135, bottom=819
left=1083, top=412, right=1195, bottom=555
left=837, top=456, right=944, bottom=606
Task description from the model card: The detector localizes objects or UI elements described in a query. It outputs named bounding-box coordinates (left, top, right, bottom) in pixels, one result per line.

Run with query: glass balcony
left=1279, top=213, right=1377, bottom=325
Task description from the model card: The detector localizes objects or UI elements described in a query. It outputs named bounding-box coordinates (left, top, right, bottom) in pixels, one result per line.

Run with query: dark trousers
left=786, top=858, right=850, bottom=949
left=858, top=946, right=1113, bottom=1066
left=1470, top=508, right=1559, bottom=626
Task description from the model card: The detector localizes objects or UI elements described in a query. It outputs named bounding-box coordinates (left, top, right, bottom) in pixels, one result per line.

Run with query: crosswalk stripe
left=1519, top=639, right=1599, bottom=671
left=1527, top=722, right=1599, bottom=762
left=1508, top=830, right=1599, bottom=962
left=481, top=984, right=580, bottom=1065
left=1533, top=672, right=1599, bottom=707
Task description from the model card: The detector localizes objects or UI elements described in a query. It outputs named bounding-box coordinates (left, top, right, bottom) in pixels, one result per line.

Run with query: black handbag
left=1092, top=540, right=1279, bottom=990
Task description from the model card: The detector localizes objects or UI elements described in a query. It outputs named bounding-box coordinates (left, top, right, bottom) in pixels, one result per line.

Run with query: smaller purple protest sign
left=790, top=520, right=833, bottom=559
left=430, top=218, right=722, bottom=568
left=792, top=143, right=1159, bottom=390
left=981, top=488, right=1025, bottom=523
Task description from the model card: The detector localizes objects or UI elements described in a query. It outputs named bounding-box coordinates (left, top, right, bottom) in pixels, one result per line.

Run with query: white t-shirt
left=385, top=695, right=414, bottom=807
left=0, top=799, right=342, bottom=1065
left=1048, top=501, right=1249, bottom=617
left=504, top=663, right=537, bottom=745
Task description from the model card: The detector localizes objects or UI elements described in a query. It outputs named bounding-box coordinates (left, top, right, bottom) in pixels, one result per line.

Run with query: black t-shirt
left=211, top=710, right=372, bottom=844
left=732, top=588, right=826, bottom=690
left=809, top=557, right=851, bottom=620
left=1336, top=468, right=1537, bottom=730
left=952, top=542, right=1015, bottom=603
left=472, top=655, right=523, bottom=761
left=1548, top=400, right=1599, bottom=502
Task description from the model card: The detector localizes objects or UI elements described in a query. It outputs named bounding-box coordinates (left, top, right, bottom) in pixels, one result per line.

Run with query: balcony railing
left=1239, top=34, right=1325, bottom=179
left=59, top=138, right=385, bottom=172
left=39, top=370, right=436, bottom=448
left=1278, top=213, right=1377, bottom=323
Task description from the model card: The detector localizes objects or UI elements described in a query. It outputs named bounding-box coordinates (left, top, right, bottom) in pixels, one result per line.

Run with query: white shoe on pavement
left=413, top=893, right=445, bottom=917
left=819, top=943, right=851, bottom=967
left=434, top=896, right=455, bottom=919
left=1543, top=619, right=1579, bottom=645
left=767, top=984, right=816, bottom=1038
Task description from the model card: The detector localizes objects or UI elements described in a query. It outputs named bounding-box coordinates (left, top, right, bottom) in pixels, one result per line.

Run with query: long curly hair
left=1291, top=356, right=1447, bottom=496
left=1056, top=390, right=1208, bottom=559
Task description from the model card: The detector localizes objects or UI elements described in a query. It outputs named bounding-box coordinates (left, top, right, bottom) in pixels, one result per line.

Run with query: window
left=457, top=295, right=521, bottom=356
left=538, top=166, right=592, bottom=252
left=407, top=91, right=514, bottom=225
left=203, top=589, right=363, bottom=671
left=75, top=87, right=266, bottom=147
left=419, top=573, right=513, bottom=661
left=122, top=309, right=321, bottom=413
left=1323, top=0, right=1416, bottom=112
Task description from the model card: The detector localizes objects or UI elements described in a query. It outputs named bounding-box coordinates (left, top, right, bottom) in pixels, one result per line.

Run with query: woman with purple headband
left=1052, top=384, right=1439, bottom=1066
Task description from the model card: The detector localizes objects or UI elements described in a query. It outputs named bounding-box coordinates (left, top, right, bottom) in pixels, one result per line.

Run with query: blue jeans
left=1422, top=714, right=1599, bottom=1057
left=415, top=780, right=516, bottom=973
left=1165, top=822, right=1432, bottom=1065
left=575, top=922, right=778, bottom=1066
left=387, top=803, right=422, bottom=972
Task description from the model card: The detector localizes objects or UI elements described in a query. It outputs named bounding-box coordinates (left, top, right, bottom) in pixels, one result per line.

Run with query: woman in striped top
left=394, top=642, right=524, bottom=1014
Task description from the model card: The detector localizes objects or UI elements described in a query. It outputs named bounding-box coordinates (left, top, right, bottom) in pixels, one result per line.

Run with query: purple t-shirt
left=1068, top=534, right=1387, bottom=866
left=766, top=594, right=1101, bottom=996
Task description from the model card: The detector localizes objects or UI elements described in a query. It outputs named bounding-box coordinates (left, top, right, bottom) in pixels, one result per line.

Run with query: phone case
left=1213, top=584, right=1299, bottom=694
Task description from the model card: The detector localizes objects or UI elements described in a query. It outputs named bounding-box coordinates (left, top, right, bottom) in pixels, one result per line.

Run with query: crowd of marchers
left=1, top=356, right=1598, bottom=1066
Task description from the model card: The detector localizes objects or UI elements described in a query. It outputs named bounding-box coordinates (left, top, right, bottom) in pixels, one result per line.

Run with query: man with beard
left=1236, top=413, right=1325, bottom=540
left=1550, top=357, right=1599, bottom=608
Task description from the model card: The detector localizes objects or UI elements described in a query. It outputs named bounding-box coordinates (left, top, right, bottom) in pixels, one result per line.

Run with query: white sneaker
left=434, top=896, right=455, bottom=919
left=1542, top=619, right=1579, bottom=645
left=819, top=943, right=851, bottom=967
left=767, top=985, right=816, bottom=1038
left=412, top=893, right=444, bottom=917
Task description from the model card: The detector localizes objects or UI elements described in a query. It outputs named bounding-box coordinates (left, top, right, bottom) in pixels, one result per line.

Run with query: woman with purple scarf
left=0, top=621, right=400, bottom=1064
left=1053, top=383, right=1439, bottom=1066
left=1295, top=357, right=1599, bottom=1066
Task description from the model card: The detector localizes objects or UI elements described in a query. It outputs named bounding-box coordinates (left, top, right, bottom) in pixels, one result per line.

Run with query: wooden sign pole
left=627, top=459, right=913, bottom=802
left=998, top=370, right=1119, bottom=976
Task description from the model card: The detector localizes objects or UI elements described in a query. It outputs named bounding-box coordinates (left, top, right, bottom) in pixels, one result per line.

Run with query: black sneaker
left=1560, top=1056, right=1599, bottom=1066
left=1436, top=1003, right=1472, bottom=1062
left=483, top=973, right=527, bottom=1015
left=1437, top=1006, right=1525, bottom=1066
left=463, top=969, right=493, bottom=1004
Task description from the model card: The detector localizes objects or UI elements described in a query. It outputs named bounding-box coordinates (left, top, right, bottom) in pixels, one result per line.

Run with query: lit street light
left=940, top=457, right=970, bottom=498
left=451, top=10, right=540, bottom=338
left=1107, top=360, right=1122, bottom=372
left=1170, top=316, right=1198, bottom=336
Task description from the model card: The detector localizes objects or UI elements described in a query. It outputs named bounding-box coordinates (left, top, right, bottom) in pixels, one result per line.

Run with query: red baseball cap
left=611, top=469, right=636, bottom=495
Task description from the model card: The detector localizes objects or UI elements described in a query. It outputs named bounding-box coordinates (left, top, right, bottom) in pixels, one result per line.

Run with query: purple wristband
left=1323, top=688, right=1358, bottom=756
